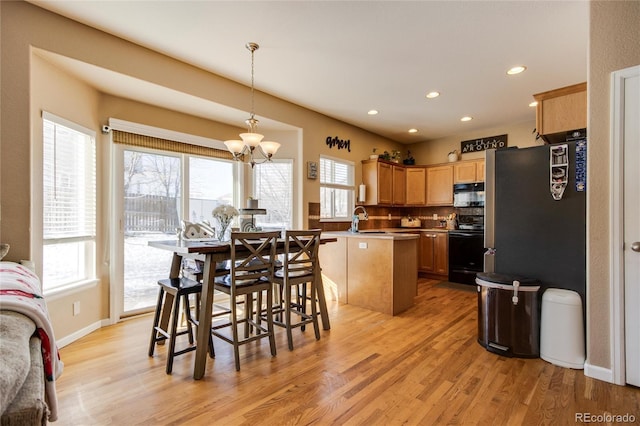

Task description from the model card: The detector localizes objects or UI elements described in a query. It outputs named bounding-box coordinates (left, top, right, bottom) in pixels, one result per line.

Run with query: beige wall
left=408, top=120, right=542, bottom=166
left=587, top=1, right=640, bottom=370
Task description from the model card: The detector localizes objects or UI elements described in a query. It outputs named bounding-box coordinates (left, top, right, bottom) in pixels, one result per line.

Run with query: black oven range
left=448, top=211, right=484, bottom=285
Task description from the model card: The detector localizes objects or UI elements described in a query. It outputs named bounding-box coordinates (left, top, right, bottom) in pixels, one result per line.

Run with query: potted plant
left=381, top=150, right=392, bottom=161
left=391, top=150, right=401, bottom=163
left=448, top=150, right=459, bottom=162
left=370, top=148, right=379, bottom=160
left=403, top=150, right=416, bottom=165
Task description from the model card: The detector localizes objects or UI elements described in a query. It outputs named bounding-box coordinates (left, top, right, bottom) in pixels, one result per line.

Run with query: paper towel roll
left=358, top=184, right=366, bottom=202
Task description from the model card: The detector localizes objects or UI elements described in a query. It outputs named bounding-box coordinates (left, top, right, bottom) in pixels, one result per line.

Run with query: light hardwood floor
left=55, top=279, right=640, bottom=425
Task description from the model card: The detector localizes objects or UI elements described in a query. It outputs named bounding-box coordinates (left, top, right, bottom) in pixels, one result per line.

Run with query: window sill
left=44, top=278, right=100, bottom=301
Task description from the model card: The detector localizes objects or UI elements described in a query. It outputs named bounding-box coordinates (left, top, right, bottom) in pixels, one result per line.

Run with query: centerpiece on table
left=212, top=204, right=239, bottom=241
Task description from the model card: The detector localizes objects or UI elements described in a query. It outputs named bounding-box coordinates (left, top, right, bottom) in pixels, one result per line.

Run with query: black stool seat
left=148, top=277, right=214, bottom=374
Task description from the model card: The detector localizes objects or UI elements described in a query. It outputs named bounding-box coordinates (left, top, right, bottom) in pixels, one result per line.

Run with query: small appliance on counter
left=400, top=216, right=421, bottom=228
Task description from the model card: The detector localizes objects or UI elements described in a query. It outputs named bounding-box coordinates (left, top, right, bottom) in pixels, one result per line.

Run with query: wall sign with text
left=326, top=136, right=351, bottom=152
left=460, top=134, right=508, bottom=154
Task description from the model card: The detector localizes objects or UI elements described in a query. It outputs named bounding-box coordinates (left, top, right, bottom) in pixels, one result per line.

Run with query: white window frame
left=39, top=111, right=97, bottom=295
left=319, top=155, right=355, bottom=221
left=252, top=159, right=294, bottom=230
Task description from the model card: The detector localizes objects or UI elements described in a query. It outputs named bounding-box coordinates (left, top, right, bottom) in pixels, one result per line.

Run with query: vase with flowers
left=212, top=204, right=239, bottom=241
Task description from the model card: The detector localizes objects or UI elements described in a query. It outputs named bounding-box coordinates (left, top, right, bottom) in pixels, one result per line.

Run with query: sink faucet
left=351, top=205, right=368, bottom=233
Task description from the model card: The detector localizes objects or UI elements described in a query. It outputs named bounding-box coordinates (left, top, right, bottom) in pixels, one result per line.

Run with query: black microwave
left=453, top=182, right=485, bottom=207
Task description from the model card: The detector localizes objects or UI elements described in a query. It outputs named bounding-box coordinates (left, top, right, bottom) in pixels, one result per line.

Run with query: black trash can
left=476, top=272, right=541, bottom=358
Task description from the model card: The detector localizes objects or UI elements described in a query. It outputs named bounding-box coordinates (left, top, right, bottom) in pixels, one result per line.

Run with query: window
left=253, top=160, right=293, bottom=230
left=320, top=156, right=354, bottom=220
left=188, top=156, right=235, bottom=224
left=42, top=113, right=96, bottom=291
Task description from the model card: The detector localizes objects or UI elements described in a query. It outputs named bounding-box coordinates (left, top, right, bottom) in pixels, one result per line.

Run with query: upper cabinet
left=426, top=165, right=454, bottom=206
left=406, top=167, right=426, bottom=205
left=362, top=160, right=392, bottom=205
left=363, top=160, right=471, bottom=206
left=453, top=159, right=485, bottom=183
left=363, top=159, right=405, bottom=205
left=392, top=165, right=406, bottom=205
left=533, top=82, right=587, bottom=141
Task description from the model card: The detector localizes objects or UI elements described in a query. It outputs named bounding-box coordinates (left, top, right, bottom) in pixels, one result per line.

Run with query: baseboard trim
left=57, top=319, right=109, bottom=348
left=584, top=362, right=616, bottom=384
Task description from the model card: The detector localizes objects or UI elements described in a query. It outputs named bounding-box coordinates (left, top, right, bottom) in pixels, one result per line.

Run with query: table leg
left=194, top=254, right=215, bottom=380
left=315, top=267, right=331, bottom=330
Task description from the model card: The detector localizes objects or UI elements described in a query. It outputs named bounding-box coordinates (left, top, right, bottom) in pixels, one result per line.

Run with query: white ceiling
left=29, top=0, right=589, bottom=143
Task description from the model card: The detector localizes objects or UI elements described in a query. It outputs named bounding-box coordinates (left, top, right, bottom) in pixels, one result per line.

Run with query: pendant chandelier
left=224, top=42, right=280, bottom=168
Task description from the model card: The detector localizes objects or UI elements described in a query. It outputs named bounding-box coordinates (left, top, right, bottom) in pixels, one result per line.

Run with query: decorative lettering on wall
left=326, top=136, right=351, bottom=152
left=460, top=134, right=508, bottom=154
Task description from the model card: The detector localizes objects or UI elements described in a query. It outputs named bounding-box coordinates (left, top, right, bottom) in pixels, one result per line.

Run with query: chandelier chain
left=250, top=45, right=255, bottom=121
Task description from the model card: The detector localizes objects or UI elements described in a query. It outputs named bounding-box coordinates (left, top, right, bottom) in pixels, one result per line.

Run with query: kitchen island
left=320, top=231, right=419, bottom=315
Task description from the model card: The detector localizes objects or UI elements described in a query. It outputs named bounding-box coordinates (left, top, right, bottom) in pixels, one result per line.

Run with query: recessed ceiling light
left=507, top=65, right=527, bottom=75
left=425, top=91, right=440, bottom=99
left=529, top=101, right=538, bottom=107
left=460, top=116, right=473, bottom=122
left=408, top=128, right=418, bottom=133
left=368, top=110, right=379, bottom=115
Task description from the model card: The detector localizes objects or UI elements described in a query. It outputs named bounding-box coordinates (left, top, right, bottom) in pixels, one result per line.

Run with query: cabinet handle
left=632, top=242, right=640, bottom=252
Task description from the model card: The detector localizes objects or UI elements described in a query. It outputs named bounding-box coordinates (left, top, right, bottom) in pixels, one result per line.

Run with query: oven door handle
left=451, top=232, right=481, bottom=238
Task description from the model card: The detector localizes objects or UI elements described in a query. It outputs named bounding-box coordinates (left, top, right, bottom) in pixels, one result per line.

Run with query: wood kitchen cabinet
left=454, top=159, right=485, bottom=183
left=392, top=165, right=406, bottom=205
left=362, top=159, right=405, bottom=206
left=533, top=82, right=587, bottom=139
left=419, top=231, right=448, bottom=277
left=362, top=159, right=392, bottom=205
left=405, top=167, right=426, bottom=205
left=426, top=165, right=454, bottom=205
left=477, top=161, right=485, bottom=181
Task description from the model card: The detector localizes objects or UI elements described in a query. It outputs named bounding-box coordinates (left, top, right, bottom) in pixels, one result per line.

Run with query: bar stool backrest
left=229, top=231, right=280, bottom=287
left=281, top=229, right=321, bottom=278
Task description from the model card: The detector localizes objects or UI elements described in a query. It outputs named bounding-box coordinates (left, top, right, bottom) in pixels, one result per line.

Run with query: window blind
left=112, top=130, right=234, bottom=160
left=43, top=119, right=96, bottom=240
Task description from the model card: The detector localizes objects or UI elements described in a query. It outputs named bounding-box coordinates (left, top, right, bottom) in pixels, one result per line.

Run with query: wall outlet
left=358, top=242, right=368, bottom=249
left=73, top=301, right=80, bottom=316
left=432, top=213, right=438, bottom=220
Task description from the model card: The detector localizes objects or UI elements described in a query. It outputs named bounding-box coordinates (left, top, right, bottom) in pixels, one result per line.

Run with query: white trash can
left=540, top=288, right=585, bottom=369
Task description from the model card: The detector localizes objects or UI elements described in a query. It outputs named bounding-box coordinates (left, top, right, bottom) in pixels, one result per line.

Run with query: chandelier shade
left=224, top=42, right=280, bottom=167
left=239, top=132, right=264, bottom=147
left=259, top=141, right=281, bottom=155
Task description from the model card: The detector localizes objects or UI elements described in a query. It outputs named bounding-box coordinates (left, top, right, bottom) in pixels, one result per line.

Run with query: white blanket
left=0, top=261, right=63, bottom=422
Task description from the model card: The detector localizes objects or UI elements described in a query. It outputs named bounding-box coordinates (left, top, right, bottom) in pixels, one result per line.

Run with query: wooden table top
left=148, top=236, right=338, bottom=255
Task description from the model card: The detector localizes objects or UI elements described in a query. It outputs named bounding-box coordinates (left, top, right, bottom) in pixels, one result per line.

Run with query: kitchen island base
left=320, top=232, right=418, bottom=315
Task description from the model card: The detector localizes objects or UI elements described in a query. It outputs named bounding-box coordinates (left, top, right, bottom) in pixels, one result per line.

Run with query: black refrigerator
left=483, top=135, right=587, bottom=314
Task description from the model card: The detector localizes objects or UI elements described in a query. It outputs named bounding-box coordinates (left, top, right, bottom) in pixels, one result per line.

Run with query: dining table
left=148, top=235, right=336, bottom=379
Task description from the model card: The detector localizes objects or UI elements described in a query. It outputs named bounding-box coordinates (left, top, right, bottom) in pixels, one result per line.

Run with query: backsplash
left=308, top=203, right=459, bottom=231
